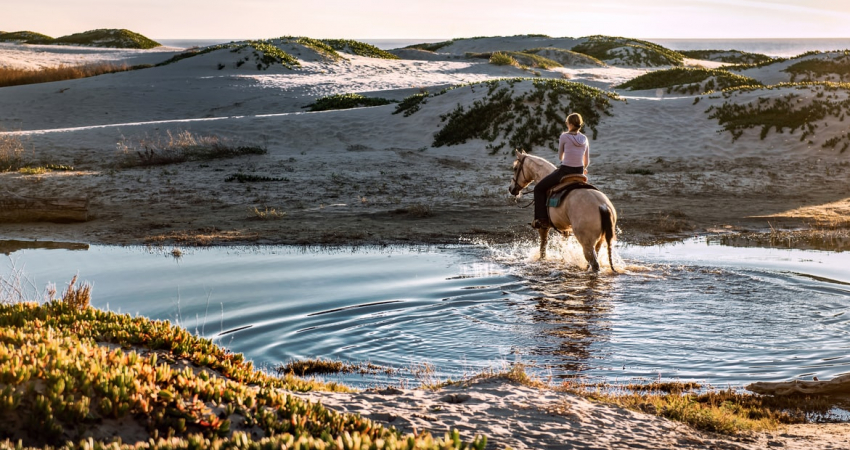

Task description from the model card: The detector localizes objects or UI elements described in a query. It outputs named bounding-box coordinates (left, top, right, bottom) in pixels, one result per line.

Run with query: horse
left=508, top=150, right=617, bottom=272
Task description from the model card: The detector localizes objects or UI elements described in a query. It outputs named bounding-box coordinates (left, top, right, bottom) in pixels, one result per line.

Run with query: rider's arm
left=558, top=136, right=565, bottom=163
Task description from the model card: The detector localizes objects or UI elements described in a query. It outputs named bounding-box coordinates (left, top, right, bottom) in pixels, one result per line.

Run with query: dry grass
left=117, top=130, right=266, bottom=167
left=0, top=133, right=26, bottom=171
left=0, top=62, right=140, bottom=88
left=249, top=206, right=286, bottom=220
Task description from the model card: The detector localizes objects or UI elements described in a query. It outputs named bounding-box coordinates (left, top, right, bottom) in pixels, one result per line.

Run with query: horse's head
left=508, top=149, right=533, bottom=196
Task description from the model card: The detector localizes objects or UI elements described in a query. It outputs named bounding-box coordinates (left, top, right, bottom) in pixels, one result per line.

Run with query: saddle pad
left=548, top=183, right=599, bottom=208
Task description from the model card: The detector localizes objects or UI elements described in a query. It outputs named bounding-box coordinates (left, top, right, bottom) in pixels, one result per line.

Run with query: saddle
left=547, top=175, right=598, bottom=208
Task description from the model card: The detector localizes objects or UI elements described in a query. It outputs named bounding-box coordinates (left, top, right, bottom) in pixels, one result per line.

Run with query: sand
left=2, top=36, right=850, bottom=448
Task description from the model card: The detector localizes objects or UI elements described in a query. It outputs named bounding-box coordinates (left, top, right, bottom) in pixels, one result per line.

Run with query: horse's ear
left=514, top=149, right=523, bottom=158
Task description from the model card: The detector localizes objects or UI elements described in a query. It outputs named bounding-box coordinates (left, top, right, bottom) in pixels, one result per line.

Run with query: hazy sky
left=4, top=0, right=850, bottom=39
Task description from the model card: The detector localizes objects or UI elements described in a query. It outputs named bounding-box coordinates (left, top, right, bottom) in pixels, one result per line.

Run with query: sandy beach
left=2, top=35, right=850, bottom=448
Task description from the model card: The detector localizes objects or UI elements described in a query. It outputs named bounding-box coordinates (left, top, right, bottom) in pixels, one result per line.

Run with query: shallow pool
left=1, top=237, right=848, bottom=388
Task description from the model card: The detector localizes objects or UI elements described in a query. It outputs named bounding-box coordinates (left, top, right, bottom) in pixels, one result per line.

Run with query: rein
left=511, top=156, right=535, bottom=207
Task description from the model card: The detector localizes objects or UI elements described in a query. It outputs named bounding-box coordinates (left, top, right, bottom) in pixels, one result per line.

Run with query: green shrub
left=431, top=78, right=621, bottom=153
left=571, top=35, right=684, bottom=66
left=405, top=40, right=454, bottom=52
left=249, top=40, right=300, bottom=69
left=309, top=93, right=394, bottom=111
left=321, top=39, right=399, bottom=59
left=616, top=67, right=762, bottom=94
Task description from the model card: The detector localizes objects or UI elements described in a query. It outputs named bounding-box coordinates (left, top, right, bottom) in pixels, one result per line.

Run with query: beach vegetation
left=320, top=39, right=399, bottom=59
left=393, top=92, right=429, bottom=116
left=707, top=82, right=850, bottom=147
left=616, top=67, right=762, bottom=94
left=225, top=173, right=286, bottom=182
left=0, top=281, right=487, bottom=449
left=308, top=93, right=394, bottom=111
left=0, top=31, right=54, bottom=44
left=784, top=51, right=850, bottom=82
left=522, top=48, right=607, bottom=67
left=679, top=49, right=773, bottom=65
left=430, top=78, right=621, bottom=153
left=404, top=40, right=454, bottom=52
left=249, top=206, right=286, bottom=219
left=117, top=131, right=267, bottom=167
left=0, top=62, right=141, bottom=88
left=487, top=52, right=518, bottom=67
left=468, top=51, right=561, bottom=69
left=571, top=35, right=684, bottom=67
left=0, top=134, right=26, bottom=171
left=52, top=28, right=161, bottom=49
left=248, top=40, right=300, bottom=69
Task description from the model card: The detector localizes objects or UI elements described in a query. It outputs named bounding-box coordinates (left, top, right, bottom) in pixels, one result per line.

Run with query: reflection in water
left=0, top=239, right=89, bottom=255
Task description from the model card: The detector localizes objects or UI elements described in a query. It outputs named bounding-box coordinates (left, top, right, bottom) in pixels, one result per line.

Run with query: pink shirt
left=558, top=132, right=589, bottom=167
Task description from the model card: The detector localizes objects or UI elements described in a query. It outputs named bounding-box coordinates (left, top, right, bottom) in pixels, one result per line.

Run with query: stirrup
left=531, top=219, right=550, bottom=229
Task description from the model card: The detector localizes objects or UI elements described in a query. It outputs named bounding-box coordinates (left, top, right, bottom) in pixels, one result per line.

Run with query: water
left=648, top=38, right=850, bottom=58
left=1, top=238, right=849, bottom=388
left=155, top=38, right=444, bottom=50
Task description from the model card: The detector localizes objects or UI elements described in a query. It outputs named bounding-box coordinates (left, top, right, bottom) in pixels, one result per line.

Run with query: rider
left=531, top=113, right=589, bottom=229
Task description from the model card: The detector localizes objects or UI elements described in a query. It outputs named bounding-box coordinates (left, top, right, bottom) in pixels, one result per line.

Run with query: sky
left=3, top=0, right=850, bottom=40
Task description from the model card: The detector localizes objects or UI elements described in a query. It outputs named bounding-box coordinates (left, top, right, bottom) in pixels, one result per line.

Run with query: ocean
left=155, top=38, right=850, bottom=58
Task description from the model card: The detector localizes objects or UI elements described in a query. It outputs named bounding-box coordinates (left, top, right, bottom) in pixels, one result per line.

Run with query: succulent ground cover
left=0, top=282, right=486, bottom=449
left=320, top=39, right=399, bottom=59
left=679, top=50, right=773, bottom=65
left=308, top=93, right=394, bottom=112
left=416, top=78, right=621, bottom=153
left=571, top=35, right=684, bottom=67
left=616, top=67, right=762, bottom=94
left=707, top=82, right=850, bottom=152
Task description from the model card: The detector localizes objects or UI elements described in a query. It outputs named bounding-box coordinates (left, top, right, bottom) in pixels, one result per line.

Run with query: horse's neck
left=527, top=157, right=555, bottom=181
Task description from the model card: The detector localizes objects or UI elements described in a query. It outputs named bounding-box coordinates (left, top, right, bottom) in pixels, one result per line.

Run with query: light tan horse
left=508, top=150, right=617, bottom=272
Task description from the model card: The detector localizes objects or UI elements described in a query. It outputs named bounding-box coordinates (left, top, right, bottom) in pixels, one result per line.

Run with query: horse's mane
left=519, top=152, right=556, bottom=173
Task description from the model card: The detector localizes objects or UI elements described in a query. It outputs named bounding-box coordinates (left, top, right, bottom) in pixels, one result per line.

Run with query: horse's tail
left=599, top=204, right=616, bottom=272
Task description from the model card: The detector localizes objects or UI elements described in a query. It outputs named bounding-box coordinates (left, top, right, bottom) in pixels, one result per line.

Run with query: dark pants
left=534, top=165, right=584, bottom=221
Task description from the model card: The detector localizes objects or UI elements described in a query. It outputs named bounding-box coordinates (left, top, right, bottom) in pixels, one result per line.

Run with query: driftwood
left=0, top=191, right=89, bottom=223
left=746, top=373, right=850, bottom=396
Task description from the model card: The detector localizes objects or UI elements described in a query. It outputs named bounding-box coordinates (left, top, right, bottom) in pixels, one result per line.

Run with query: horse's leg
left=578, top=234, right=600, bottom=272
left=538, top=227, right=549, bottom=259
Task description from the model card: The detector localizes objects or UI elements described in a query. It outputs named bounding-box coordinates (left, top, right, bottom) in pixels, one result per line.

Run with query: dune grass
left=0, top=277, right=487, bottom=449
left=431, top=78, right=621, bottom=153
left=116, top=130, right=267, bottom=167
left=571, top=35, right=684, bottom=67
left=308, top=93, right=394, bottom=111
left=393, top=92, right=429, bottom=116
left=0, top=134, right=26, bottom=172
left=616, top=67, right=762, bottom=94
left=0, top=62, right=143, bottom=88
